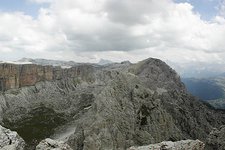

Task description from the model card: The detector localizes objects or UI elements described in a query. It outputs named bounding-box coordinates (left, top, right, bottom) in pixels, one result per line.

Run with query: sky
left=0, top=0, right=225, bottom=64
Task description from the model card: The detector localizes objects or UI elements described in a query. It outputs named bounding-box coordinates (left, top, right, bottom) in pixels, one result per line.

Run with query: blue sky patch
left=0, top=0, right=48, bottom=17
left=175, top=0, right=221, bottom=20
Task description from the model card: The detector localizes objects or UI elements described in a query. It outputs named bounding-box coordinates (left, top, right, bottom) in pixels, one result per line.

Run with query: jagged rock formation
left=0, top=58, right=225, bottom=149
left=127, top=139, right=205, bottom=150
left=0, top=125, right=25, bottom=150
left=36, top=138, right=72, bottom=150
left=207, top=125, right=225, bottom=150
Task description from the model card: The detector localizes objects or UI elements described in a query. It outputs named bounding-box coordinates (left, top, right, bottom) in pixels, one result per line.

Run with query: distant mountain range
left=2, top=58, right=225, bottom=109
left=168, top=61, right=225, bottom=78
left=166, top=61, right=225, bottom=110
left=97, top=59, right=114, bottom=65
left=182, top=76, right=225, bottom=109
left=0, top=58, right=114, bottom=68
left=182, top=78, right=225, bottom=100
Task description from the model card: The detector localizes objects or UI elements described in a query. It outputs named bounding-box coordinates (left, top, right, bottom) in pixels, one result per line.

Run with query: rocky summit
left=0, top=58, right=225, bottom=150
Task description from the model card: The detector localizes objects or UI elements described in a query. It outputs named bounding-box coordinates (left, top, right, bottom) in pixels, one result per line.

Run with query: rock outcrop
left=0, top=125, right=25, bottom=150
left=0, top=63, right=94, bottom=91
left=0, top=64, right=53, bottom=90
left=36, top=138, right=72, bottom=150
left=0, top=58, right=225, bottom=149
left=207, top=125, right=225, bottom=150
left=127, top=139, right=205, bottom=150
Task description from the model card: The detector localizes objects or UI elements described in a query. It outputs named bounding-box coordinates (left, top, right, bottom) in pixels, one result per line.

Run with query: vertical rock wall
left=0, top=63, right=95, bottom=91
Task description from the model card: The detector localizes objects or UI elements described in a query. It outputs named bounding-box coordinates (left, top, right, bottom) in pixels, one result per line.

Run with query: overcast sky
left=0, top=0, right=225, bottom=63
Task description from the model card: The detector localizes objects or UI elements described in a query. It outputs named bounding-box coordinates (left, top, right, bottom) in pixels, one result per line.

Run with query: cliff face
left=0, top=64, right=95, bottom=91
left=0, top=58, right=225, bottom=150
left=0, top=64, right=54, bottom=91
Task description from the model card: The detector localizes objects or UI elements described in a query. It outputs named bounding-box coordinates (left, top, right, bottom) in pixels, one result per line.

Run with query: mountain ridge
left=0, top=57, right=225, bottom=149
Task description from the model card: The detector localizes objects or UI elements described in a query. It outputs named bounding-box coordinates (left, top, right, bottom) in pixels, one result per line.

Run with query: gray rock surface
left=207, top=125, right=225, bottom=150
left=36, top=138, right=72, bottom=150
left=127, top=139, right=205, bottom=150
left=0, top=58, right=225, bottom=149
left=0, top=125, right=25, bottom=150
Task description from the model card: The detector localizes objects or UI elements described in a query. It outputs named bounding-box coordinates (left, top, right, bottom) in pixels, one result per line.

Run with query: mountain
left=0, top=58, right=225, bottom=149
left=181, top=78, right=225, bottom=101
left=169, top=60, right=225, bottom=110
left=97, top=59, right=114, bottom=65
left=17, top=58, right=78, bottom=68
left=0, top=58, right=82, bottom=68
left=1, top=58, right=117, bottom=68
left=182, top=77, right=225, bottom=109
left=208, top=98, right=225, bottom=110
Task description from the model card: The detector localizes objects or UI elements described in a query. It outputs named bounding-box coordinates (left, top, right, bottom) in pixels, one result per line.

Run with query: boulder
left=0, top=125, right=25, bottom=150
left=127, top=139, right=205, bottom=150
left=36, top=138, right=72, bottom=150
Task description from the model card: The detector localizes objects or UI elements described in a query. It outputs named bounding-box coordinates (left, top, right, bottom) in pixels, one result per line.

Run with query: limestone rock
left=0, top=125, right=25, bottom=150
left=127, top=139, right=205, bottom=150
left=207, top=125, right=225, bottom=150
left=36, top=138, right=72, bottom=150
left=0, top=63, right=95, bottom=91
left=0, top=58, right=225, bottom=149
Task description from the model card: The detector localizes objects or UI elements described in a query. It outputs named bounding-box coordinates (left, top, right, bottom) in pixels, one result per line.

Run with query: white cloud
left=1, top=0, right=225, bottom=64
left=219, top=0, right=225, bottom=16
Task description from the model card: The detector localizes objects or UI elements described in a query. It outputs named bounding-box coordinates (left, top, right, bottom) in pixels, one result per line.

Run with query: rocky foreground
left=0, top=58, right=225, bottom=149
left=0, top=125, right=25, bottom=150
left=0, top=125, right=205, bottom=150
left=128, top=139, right=205, bottom=150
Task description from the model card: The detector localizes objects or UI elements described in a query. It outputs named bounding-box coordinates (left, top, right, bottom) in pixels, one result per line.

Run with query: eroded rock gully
left=0, top=58, right=225, bottom=149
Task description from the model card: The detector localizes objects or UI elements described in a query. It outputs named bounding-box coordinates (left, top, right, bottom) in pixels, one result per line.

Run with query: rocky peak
left=17, top=58, right=34, bottom=63
left=129, top=58, right=185, bottom=91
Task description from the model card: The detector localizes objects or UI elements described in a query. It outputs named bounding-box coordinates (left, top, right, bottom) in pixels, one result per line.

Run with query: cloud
left=1, top=0, right=225, bottom=63
left=219, top=0, right=225, bottom=16
left=104, top=0, right=174, bottom=25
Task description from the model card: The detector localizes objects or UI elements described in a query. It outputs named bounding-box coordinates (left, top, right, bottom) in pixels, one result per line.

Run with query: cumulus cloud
left=1, top=0, right=225, bottom=63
